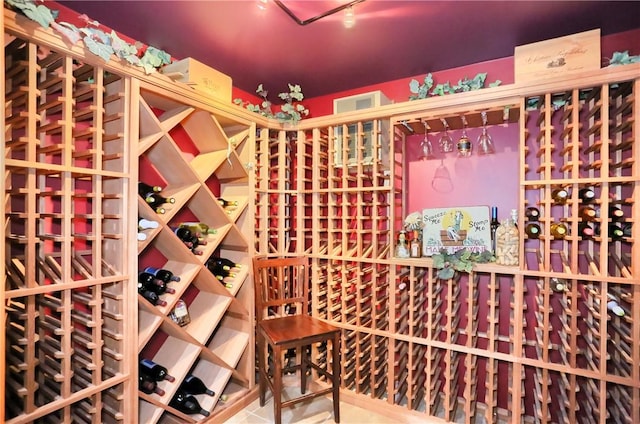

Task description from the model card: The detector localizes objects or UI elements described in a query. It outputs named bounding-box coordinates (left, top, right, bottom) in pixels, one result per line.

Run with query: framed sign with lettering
left=422, top=206, right=492, bottom=257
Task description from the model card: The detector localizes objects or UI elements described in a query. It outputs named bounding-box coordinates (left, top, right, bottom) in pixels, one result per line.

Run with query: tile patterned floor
left=223, top=390, right=402, bottom=424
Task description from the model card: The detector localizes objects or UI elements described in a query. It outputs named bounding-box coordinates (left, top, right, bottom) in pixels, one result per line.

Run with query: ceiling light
left=272, top=0, right=366, bottom=26
left=257, top=0, right=268, bottom=11
left=343, top=6, right=355, bottom=28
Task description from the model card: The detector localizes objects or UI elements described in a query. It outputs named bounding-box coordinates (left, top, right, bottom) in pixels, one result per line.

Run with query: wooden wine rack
left=2, top=8, right=258, bottom=423
left=135, top=82, right=255, bottom=423
left=3, top=29, right=133, bottom=423
left=3, top=5, right=640, bottom=423
left=255, top=65, right=640, bottom=423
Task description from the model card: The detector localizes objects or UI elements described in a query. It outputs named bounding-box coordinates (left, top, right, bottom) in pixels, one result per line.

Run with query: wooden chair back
left=252, top=256, right=310, bottom=324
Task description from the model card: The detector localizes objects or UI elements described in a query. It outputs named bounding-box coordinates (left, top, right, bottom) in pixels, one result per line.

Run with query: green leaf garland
left=409, top=71, right=501, bottom=100
left=5, top=0, right=172, bottom=75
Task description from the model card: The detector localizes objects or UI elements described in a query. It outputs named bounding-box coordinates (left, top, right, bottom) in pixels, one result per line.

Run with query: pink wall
left=303, top=28, right=640, bottom=117
left=405, top=124, right=520, bottom=223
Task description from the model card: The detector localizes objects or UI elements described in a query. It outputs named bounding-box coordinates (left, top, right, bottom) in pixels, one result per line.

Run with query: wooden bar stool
left=252, top=256, right=340, bottom=424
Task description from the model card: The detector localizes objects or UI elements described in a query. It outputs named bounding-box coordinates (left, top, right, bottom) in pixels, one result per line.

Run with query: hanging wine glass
left=457, top=115, right=472, bottom=157
left=439, top=118, right=454, bottom=153
left=420, top=121, right=435, bottom=159
left=477, top=111, right=495, bottom=155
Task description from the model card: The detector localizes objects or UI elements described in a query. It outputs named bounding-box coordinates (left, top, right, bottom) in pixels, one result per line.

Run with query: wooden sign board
left=422, top=206, right=491, bottom=256
left=514, top=29, right=601, bottom=83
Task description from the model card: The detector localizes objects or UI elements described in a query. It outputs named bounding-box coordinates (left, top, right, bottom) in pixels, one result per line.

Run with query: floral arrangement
left=234, top=83, right=309, bottom=125
left=403, top=211, right=424, bottom=232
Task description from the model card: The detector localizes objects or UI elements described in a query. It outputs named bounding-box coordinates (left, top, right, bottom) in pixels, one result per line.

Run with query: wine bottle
left=396, top=275, right=410, bottom=290
left=550, top=277, right=567, bottom=292
left=621, top=222, right=632, bottom=238
left=550, top=222, right=568, bottom=239
left=138, top=182, right=162, bottom=198
left=409, top=230, right=421, bottom=258
left=214, top=274, right=234, bottom=288
left=174, top=227, right=192, bottom=240
left=139, top=373, right=165, bottom=396
left=169, top=299, right=191, bottom=327
left=146, top=193, right=175, bottom=210
left=579, top=206, right=597, bottom=221
left=138, top=217, right=159, bottom=231
left=211, top=268, right=237, bottom=279
left=609, top=223, right=626, bottom=241
left=525, top=207, right=540, bottom=221
left=170, top=390, right=210, bottom=416
left=606, top=294, right=625, bottom=317
left=140, top=290, right=168, bottom=307
left=218, top=198, right=238, bottom=208
left=609, top=205, right=625, bottom=221
left=210, top=257, right=242, bottom=271
left=578, top=187, right=596, bottom=203
left=551, top=188, right=569, bottom=204
left=144, top=266, right=181, bottom=283
left=180, top=374, right=215, bottom=396
left=524, top=223, right=541, bottom=239
left=137, top=232, right=147, bottom=241
left=190, top=235, right=207, bottom=246
left=140, top=358, right=176, bottom=382
left=490, top=206, right=500, bottom=254
left=578, top=222, right=595, bottom=238
left=510, top=209, right=518, bottom=228
left=207, top=260, right=237, bottom=278
left=180, top=222, right=217, bottom=235
left=138, top=272, right=164, bottom=290
left=141, top=278, right=175, bottom=295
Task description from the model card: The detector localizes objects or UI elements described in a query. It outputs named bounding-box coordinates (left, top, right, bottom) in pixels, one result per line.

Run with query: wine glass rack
left=255, top=66, right=639, bottom=422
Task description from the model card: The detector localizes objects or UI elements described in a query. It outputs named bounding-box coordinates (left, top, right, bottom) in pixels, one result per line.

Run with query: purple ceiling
left=56, top=1, right=640, bottom=98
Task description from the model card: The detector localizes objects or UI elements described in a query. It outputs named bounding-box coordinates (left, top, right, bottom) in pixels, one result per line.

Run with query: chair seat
left=259, top=315, right=340, bottom=346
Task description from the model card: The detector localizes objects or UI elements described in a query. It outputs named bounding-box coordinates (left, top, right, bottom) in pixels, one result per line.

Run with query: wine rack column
left=522, top=75, right=639, bottom=424
left=304, top=115, right=393, bottom=396
left=135, top=82, right=254, bottom=423
left=3, top=32, right=133, bottom=423
left=253, top=128, right=298, bottom=255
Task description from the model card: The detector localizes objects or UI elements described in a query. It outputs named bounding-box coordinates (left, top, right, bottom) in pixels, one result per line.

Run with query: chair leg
left=257, top=333, right=267, bottom=406
left=273, top=345, right=283, bottom=424
left=300, top=344, right=307, bottom=394
left=332, top=333, right=341, bottom=423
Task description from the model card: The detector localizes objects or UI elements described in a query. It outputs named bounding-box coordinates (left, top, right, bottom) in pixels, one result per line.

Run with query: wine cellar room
left=2, top=1, right=640, bottom=424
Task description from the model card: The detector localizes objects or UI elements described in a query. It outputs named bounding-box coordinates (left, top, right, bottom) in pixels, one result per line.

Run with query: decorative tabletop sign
left=514, top=29, right=601, bottom=83
left=422, top=206, right=491, bottom=257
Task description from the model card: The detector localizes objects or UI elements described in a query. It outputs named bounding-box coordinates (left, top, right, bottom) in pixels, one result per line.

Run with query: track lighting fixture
left=259, top=0, right=365, bottom=27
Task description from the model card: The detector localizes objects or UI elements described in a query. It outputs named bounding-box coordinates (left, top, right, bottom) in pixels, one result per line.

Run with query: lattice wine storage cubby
left=3, top=32, right=133, bottom=423
left=135, top=83, right=254, bottom=423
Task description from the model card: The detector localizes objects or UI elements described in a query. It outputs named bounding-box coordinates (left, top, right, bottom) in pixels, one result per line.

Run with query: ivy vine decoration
left=409, top=72, right=502, bottom=100
left=234, top=83, right=310, bottom=125
left=606, top=50, right=640, bottom=67
left=5, top=0, right=172, bottom=74
left=431, top=248, right=494, bottom=280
